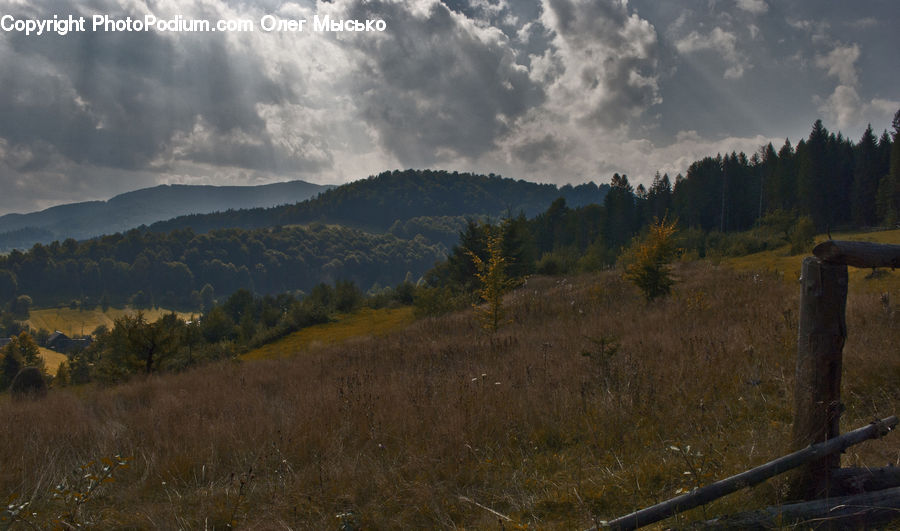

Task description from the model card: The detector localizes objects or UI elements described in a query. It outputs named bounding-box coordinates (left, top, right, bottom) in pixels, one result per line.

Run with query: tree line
left=147, top=169, right=610, bottom=235
left=417, top=112, right=900, bottom=313
left=0, top=224, right=442, bottom=312
left=0, top=113, right=896, bottom=317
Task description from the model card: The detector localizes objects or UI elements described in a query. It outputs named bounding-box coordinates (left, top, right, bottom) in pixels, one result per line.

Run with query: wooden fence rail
left=598, top=417, right=897, bottom=531
left=813, top=240, right=900, bottom=268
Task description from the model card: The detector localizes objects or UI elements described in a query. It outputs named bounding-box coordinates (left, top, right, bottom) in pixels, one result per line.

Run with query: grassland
left=26, top=306, right=197, bottom=337
left=1, top=258, right=897, bottom=529
left=724, top=227, right=900, bottom=293
left=241, top=306, right=415, bottom=361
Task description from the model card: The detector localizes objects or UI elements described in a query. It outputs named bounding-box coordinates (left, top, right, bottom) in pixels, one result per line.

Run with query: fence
left=599, top=240, right=900, bottom=530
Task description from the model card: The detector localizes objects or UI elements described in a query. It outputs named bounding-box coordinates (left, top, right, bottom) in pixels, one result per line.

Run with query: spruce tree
left=852, top=125, right=880, bottom=226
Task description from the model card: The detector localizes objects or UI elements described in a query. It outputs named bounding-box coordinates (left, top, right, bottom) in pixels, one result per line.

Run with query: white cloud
left=849, top=17, right=878, bottom=29
left=811, top=42, right=897, bottom=130
left=675, top=27, right=746, bottom=79
left=735, top=0, right=768, bottom=15
left=816, top=85, right=899, bottom=130
left=788, top=18, right=831, bottom=45
left=534, top=0, right=661, bottom=128
left=814, top=43, right=860, bottom=86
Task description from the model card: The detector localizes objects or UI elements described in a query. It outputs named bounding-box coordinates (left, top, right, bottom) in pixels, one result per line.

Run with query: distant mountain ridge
left=0, top=180, right=332, bottom=250
left=148, top=170, right=610, bottom=245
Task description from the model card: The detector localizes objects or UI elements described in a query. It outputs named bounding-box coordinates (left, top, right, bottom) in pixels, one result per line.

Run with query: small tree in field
left=467, top=225, right=515, bottom=332
left=623, top=216, right=679, bottom=301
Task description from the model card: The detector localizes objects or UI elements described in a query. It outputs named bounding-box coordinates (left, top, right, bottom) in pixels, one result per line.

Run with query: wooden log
left=598, top=417, right=897, bottom=531
left=830, top=466, right=900, bottom=495
left=813, top=240, right=900, bottom=269
left=698, top=485, right=900, bottom=529
left=790, top=256, right=847, bottom=500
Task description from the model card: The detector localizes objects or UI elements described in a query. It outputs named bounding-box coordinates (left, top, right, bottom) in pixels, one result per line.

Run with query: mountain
left=148, top=170, right=610, bottom=246
left=0, top=180, right=332, bottom=250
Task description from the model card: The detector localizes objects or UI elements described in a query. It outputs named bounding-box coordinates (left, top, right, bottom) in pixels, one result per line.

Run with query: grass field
left=241, top=306, right=415, bottom=361
left=1, top=260, right=897, bottom=529
left=26, top=307, right=197, bottom=336
left=37, top=347, right=67, bottom=376
left=724, top=228, right=900, bottom=293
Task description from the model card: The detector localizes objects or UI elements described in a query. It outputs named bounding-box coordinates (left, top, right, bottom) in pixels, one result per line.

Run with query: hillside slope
left=0, top=180, right=331, bottom=250
left=148, top=169, right=609, bottom=242
left=1, top=264, right=896, bottom=528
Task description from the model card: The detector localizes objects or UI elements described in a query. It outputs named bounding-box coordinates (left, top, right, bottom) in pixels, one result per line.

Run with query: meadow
left=27, top=307, right=197, bottom=338
left=1, top=251, right=898, bottom=528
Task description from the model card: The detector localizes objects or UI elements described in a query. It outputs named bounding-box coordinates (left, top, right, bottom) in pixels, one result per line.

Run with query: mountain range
left=0, top=180, right=332, bottom=251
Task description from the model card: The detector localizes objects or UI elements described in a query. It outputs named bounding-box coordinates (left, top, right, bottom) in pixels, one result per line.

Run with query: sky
left=0, top=0, right=898, bottom=216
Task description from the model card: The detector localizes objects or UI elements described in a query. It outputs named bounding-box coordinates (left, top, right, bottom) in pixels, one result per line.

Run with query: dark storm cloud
left=336, top=0, right=543, bottom=165
left=0, top=0, right=320, bottom=175
left=509, top=133, right=566, bottom=165
left=0, top=0, right=897, bottom=215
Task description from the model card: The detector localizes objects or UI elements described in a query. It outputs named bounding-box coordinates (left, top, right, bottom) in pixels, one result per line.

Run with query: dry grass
left=1, top=263, right=898, bottom=529
left=27, top=307, right=196, bottom=337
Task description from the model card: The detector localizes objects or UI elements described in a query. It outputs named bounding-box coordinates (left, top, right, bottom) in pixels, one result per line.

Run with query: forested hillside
left=419, top=113, right=900, bottom=304
left=148, top=169, right=610, bottom=240
left=0, top=113, right=896, bottom=313
left=0, top=180, right=331, bottom=251
left=0, top=225, right=443, bottom=310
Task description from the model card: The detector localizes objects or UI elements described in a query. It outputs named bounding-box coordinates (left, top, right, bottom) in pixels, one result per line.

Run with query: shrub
left=789, top=215, right=816, bottom=255
left=412, top=286, right=468, bottom=317
left=10, top=367, right=47, bottom=400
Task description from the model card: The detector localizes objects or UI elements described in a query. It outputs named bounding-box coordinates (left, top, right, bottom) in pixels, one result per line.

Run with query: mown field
left=1, top=241, right=898, bottom=528
left=36, top=347, right=66, bottom=376
left=27, top=307, right=197, bottom=337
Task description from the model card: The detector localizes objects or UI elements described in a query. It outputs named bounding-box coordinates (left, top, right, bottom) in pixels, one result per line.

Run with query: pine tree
left=878, top=109, right=900, bottom=225
left=852, top=124, right=880, bottom=226
left=798, top=121, right=829, bottom=230
left=773, top=139, right=797, bottom=212
left=0, top=349, right=22, bottom=391
left=603, top=173, right=636, bottom=249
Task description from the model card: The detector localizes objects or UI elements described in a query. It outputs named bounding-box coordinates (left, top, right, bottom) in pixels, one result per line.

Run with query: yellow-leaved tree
left=623, top=216, right=679, bottom=301
left=467, top=225, right=516, bottom=332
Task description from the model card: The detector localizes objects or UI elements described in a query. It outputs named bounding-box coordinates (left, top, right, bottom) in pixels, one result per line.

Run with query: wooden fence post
left=789, top=256, right=847, bottom=500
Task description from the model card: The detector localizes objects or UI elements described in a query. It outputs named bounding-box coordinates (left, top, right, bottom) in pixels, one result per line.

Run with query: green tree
left=853, top=124, right=880, bottom=226
left=200, top=283, right=216, bottom=314
left=200, top=306, right=236, bottom=344
left=334, top=280, right=362, bottom=313
left=0, top=270, right=17, bottom=305
left=100, top=312, right=179, bottom=377
left=789, top=215, right=816, bottom=255
left=0, top=348, right=22, bottom=391
left=879, top=109, right=900, bottom=225
left=13, top=332, right=43, bottom=369
left=9, top=295, right=32, bottom=320
left=623, top=216, right=679, bottom=301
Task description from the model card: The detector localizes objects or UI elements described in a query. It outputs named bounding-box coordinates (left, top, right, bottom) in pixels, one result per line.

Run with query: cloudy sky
left=0, top=0, right=898, bottom=215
